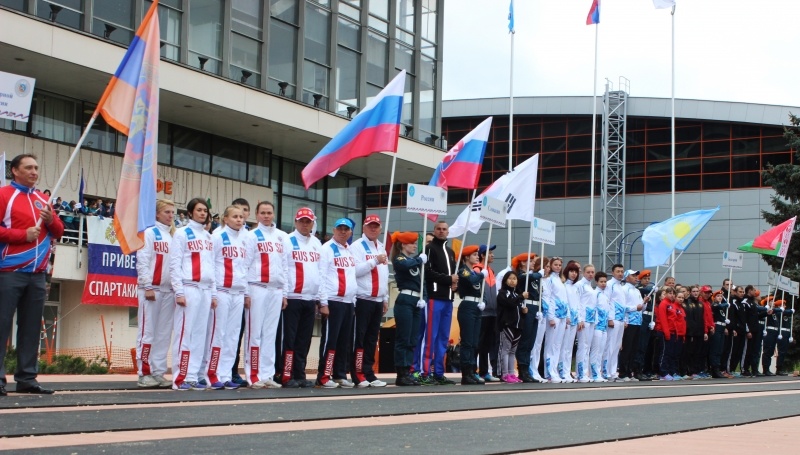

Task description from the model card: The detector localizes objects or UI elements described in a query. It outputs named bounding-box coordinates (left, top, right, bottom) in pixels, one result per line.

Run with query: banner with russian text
left=81, top=216, right=138, bottom=306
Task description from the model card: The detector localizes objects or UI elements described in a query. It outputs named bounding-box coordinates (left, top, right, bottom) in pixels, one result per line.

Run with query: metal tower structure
left=600, top=77, right=629, bottom=272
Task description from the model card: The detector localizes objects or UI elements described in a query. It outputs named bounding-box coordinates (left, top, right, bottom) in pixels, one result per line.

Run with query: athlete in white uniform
left=242, top=201, right=288, bottom=388
left=170, top=198, right=217, bottom=390
left=316, top=218, right=358, bottom=388
left=349, top=215, right=389, bottom=388
left=543, top=257, right=568, bottom=382
left=603, top=264, right=627, bottom=380
left=202, top=206, right=247, bottom=390
left=590, top=272, right=612, bottom=382
left=278, top=208, right=322, bottom=388
left=135, top=199, right=176, bottom=388
left=530, top=257, right=550, bottom=382
left=559, top=262, right=581, bottom=382
left=575, top=264, right=597, bottom=382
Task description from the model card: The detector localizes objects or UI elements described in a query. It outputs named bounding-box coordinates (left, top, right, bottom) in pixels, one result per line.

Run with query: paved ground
left=1, top=374, right=799, bottom=453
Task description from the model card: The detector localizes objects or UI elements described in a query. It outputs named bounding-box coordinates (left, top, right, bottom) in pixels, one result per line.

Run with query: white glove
left=478, top=302, right=486, bottom=311
left=418, top=253, right=428, bottom=264
left=416, top=299, right=426, bottom=309
left=648, top=321, right=655, bottom=330
left=724, top=319, right=730, bottom=325
left=536, top=311, right=543, bottom=320
left=481, top=269, right=489, bottom=278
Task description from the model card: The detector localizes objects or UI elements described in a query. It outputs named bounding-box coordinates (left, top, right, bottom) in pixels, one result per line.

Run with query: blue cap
left=334, top=218, right=354, bottom=229
left=479, top=244, right=497, bottom=254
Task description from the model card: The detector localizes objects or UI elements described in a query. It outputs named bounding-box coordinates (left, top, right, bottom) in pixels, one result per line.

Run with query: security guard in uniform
left=761, top=297, right=779, bottom=376
left=775, top=300, right=795, bottom=375
left=389, top=231, right=427, bottom=386
left=456, top=245, right=486, bottom=385
left=709, top=290, right=730, bottom=378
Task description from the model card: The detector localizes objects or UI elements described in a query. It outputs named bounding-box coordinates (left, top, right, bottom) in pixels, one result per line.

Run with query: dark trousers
left=0, top=272, right=47, bottom=388
left=660, top=335, right=682, bottom=376
left=317, top=300, right=354, bottom=382
left=776, top=331, right=791, bottom=371
left=393, top=293, right=420, bottom=368
left=709, top=327, right=725, bottom=369
left=515, top=303, right=539, bottom=367
left=457, top=301, right=482, bottom=370
left=743, top=330, right=762, bottom=374
left=653, top=332, right=665, bottom=375
left=232, top=309, right=246, bottom=378
left=721, top=330, right=734, bottom=371
left=634, top=321, right=653, bottom=374
left=478, top=315, right=499, bottom=376
left=762, top=330, right=778, bottom=372
left=730, top=334, right=746, bottom=373
left=618, top=324, right=640, bottom=377
left=682, top=335, right=704, bottom=375
left=276, top=298, right=316, bottom=382
left=351, top=298, right=384, bottom=383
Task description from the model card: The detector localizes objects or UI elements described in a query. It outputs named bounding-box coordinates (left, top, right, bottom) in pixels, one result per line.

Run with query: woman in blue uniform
left=390, top=231, right=427, bottom=386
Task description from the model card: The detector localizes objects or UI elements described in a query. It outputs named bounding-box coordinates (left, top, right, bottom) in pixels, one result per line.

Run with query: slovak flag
left=429, top=117, right=492, bottom=190
left=301, top=71, right=405, bottom=189
left=586, top=0, right=600, bottom=25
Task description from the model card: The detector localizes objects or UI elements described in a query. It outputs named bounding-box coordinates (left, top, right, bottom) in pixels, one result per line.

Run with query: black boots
left=460, top=364, right=483, bottom=385
left=518, top=364, right=536, bottom=383
left=395, top=367, right=420, bottom=386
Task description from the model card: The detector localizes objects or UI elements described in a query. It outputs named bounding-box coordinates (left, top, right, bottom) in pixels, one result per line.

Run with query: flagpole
left=459, top=189, right=478, bottom=257
left=588, top=21, right=599, bottom=266
left=778, top=289, right=786, bottom=340
left=790, top=294, right=795, bottom=343
left=381, top=153, right=398, bottom=247
left=507, top=10, right=515, bottom=269
left=39, top=114, right=100, bottom=227
left=524, top=219, right=534, bottom=291
left=419, top=213, right=429, bottom=297
left=670, top=4, right=677, bottom=275
left=479, top=224, right=494, bottom=304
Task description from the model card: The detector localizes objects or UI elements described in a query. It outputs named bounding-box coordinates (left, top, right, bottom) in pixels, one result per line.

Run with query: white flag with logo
left=653, top=0, right=676, bottom=9
left=448, top=154, right=539, bottom=238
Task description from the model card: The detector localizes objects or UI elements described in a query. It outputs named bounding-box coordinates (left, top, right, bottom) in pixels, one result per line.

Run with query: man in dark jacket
left=413, top=221, right=457, bottom=385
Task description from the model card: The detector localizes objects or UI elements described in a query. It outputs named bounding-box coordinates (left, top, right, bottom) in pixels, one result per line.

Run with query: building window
left=337, top=16, right=360, bottom=51
left=231, top=0, right=263, bottom=88
left=420, top=0, right=437, bottom=43
left=146, top=0, right=182, bottom=61
left=419, top=55, right=436, bottom=136
left=304, top=1, right=330, bottom=65
left=0, top=0, right=26, bottom=12
left=188, top=0, right=224, bottom=75
left=366, top=31, right=387, bottom=87
left=248, top=146, right=271, bottom=186
left=303, top=60, right=329, bottom=108
left=36, top=0, right=83, bottom=29
left=31, top=92, right=80, bottom=145
left=268, top=18, right=298, bottom=97
left=212, top=137, right=248, bottom=181
left=92, top=0, right=134, bottom=45
left=172, top=125, right=211, bottom=173
left=270, top=0, right=298, bottom=24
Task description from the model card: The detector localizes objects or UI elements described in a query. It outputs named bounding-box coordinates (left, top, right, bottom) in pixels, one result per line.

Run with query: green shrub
left=4, top=347, right=17, bottom=374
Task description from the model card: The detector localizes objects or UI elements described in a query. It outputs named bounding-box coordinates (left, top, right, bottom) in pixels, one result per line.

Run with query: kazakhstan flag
left=642, top=207, right=720, bottom=267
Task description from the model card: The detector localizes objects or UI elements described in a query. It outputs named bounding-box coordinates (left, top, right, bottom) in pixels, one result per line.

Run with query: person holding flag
left=511, top=253, right=542, bottom=383
left=389, top=231, right=427, bottom=386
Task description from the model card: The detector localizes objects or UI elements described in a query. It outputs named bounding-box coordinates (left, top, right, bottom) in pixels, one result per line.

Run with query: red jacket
left=700, top=296, right=714, bottom=334
left=656, top=298, right=678, bottom=340
left=0, top=181, right=64, bottom=273
left=675, top=301, right=687, bottom=337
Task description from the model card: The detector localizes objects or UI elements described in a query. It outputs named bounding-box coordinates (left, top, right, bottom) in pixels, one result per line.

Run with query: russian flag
left=586, top=0, right=600, bottom=25
left=301, top=71, right=405, bottom=189
left=429, top=117, right=491, bottom=190
left=95, top=1, right=160, bottom=254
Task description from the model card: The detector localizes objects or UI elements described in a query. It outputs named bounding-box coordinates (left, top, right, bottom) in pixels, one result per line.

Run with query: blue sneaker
left=173, top=382, right=192, bottom=391
left=223, top=381, right=241, bottom=390
left=208, top=381, right=225, bottom=390
left=189, top=381, right=207, bottom=391
left=660, top=375, right=673, bottom=381
left=231, top=375, right=246, bottom=385
left=197, top=379, right=208, bottom=386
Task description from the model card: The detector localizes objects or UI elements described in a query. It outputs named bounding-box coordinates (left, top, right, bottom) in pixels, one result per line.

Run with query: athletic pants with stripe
left=544, top=318, right=565, bottom=379
left=530, top=315, right=547, bottom=377
left=244, top=286, right=282, bottom=385
left=559, top=322, right=578, bottom=378
left=413, top=299, right=453, bottom=377
left=136, top=288, right=174, bottom=378
left=575, top=322, right=595, bottom=379
left=317, top=300, right=354, bottom=384
left=171, top=286, right=211, bottom=387
left=276, top=298, right=316, bottom=383
left=351, top=298, right=384, bottom=384
left=603, top=322, right=624, bottom=377
left=201, top=290, right=243, bottom=384
left=393, top=293, right=420, bottom=368
left=589, top=329, right=607, bottom=378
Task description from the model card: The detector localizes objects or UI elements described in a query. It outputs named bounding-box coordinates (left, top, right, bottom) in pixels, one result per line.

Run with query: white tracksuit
left=350, top=235, right=389, bottom=303
left=170, top=220, right=216, bottom=388
left=242, top=223, right=288, bottom=385
left=559, top=279, right=581, bottom=380
left=135, top=222, right=174, bottom=378
left=591, top=290, right=612, bottom=380
left=285, top=230, right=323, bottom=300
left=201, top=225, right=247, bottom=385
left=543, top=272, right=568, bottom=380
left=575, top=277, right=596, bottom=380
left=603, top=278, right=627, bottom=378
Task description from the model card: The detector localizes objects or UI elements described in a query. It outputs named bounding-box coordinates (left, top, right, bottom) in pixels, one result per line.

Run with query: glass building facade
left=366, top=113, right=795, bottom=208
left=0, top=0, right=444, bottom=142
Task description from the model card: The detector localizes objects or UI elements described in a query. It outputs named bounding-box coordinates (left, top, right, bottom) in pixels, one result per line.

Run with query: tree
left=761, top=113, right=800, bottom=370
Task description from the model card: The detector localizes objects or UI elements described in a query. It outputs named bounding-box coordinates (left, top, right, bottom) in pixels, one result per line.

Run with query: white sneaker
left=138, top=375, right=160, bottom=388
left=549, top=377, right=563, bottom=383
left=252, top=379, right=282, bottom=389
left=152, top=375, right=173, bottom=388
left=356, top=380, right=371, bottom=388
left=369, top=379, right=387, bottom=387
left=317, top=380, right=340, bottom=388
left=334, top=378, right=355, bottom=388
left=578, top=377, right=591, bottom=383
left=621, top=377, right=631, bottom=382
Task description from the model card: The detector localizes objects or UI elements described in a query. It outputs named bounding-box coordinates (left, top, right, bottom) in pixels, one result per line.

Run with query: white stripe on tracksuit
left=603, top=279, right=626, bottom=378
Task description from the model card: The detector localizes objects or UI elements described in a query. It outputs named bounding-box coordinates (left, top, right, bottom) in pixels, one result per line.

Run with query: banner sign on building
left=81, top=217, right=138, bottom=306
left=0, top=70, right=36, bottom=122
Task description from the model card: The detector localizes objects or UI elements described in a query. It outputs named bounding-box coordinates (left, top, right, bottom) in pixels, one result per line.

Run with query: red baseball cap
left=295, top=208, right=316, bottom=221
left=363, top=214, right=382, bottom=226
